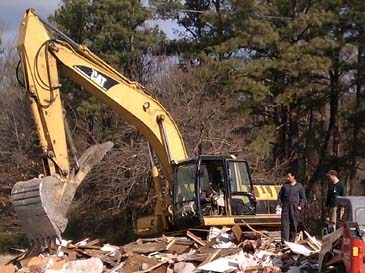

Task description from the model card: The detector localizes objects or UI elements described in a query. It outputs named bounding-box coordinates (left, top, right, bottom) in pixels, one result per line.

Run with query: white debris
left=100, top=243, right=119, bottom=254
left=174, top=262, right=196, bottom=273
left=237, top=250, right=259, bottom=272
left=45, top=258, right=103, bottom=273
left=284, top=241, right=314, bottom=256
left=208, top=227, right=223, bottom=241
left=198, top=257, right=239, bottom=272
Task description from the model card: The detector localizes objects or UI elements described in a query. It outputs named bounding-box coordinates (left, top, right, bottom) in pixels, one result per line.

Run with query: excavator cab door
left=173, top=160, right=201, bottom=228
left=196, top=158, right=256, bottom=217
left=173, top=157, right=228, bottom=227
left=226, top=160, right=256, bottom=215
left=197, top=158, right=227, bottom=217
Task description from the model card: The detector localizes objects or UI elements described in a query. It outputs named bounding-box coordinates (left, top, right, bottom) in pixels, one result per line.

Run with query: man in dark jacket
left=326, top=170, right=345, bottom=232
left=278, top=172, right=306, bottom=243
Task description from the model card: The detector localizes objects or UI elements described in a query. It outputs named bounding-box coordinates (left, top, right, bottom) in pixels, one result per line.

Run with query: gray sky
left=0, top=0, right=59, bottom=47
left=0, top=0, right=180, bottom=49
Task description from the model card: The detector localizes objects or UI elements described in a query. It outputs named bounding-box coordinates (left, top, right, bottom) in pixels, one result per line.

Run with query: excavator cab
left=173, top=156, right=256, bottom=229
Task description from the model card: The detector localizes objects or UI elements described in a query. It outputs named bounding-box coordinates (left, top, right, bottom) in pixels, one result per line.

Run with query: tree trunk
left=306, top=63, right=340, bottom=196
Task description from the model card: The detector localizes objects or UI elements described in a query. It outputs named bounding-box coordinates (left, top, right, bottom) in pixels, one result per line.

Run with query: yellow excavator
left=12, top=9, right=280, bottom=247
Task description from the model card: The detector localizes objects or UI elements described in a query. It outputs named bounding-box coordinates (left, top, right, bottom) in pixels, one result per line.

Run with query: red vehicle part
left=342, top=221, right=364, bottom=273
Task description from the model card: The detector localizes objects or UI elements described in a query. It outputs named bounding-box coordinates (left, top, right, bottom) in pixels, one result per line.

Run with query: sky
left=0, top=0, right=180, bottom=49
left=0, top=0, right=59, bottom=48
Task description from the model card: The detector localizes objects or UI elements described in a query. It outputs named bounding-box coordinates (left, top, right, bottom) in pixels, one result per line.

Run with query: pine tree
left=52, top=0, right=166, bottom=80
left=153, top=0, right=365, bottom=189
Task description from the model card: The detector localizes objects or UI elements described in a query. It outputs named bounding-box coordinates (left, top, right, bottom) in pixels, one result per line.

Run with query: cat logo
left=91, top=70, right=107, bottom=89
left=74, top=65, right=118, bottom=91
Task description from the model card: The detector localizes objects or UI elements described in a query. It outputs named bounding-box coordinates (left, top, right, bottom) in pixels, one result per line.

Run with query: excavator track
left=11, top=176, right=67, bottom=245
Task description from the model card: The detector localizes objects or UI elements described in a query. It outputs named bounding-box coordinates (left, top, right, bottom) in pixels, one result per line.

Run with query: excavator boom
left=14, top=9, right=186, bottom=246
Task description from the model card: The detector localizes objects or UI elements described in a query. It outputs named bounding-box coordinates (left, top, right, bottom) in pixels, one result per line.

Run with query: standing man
left=326, top=170, right=345, bottom=232
left=278, top=172, right=306, bottom=243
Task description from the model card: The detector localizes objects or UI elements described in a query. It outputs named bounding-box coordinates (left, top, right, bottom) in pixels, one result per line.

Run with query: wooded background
left=1, top=0, right=365, bottom=250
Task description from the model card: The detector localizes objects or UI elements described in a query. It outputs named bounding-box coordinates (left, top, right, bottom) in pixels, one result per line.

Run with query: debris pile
left=0, top=226, right=323, bottom=273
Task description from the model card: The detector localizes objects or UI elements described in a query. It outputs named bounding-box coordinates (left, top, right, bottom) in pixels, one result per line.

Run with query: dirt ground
left=0, top=255, right=15, bottom=266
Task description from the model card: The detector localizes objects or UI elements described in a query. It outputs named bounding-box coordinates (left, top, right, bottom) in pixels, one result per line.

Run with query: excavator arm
left=13, top=9, right=187, bottom=246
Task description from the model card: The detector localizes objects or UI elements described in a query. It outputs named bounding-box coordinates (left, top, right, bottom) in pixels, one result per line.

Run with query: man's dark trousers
left=281, top=203, right=299, bottom=242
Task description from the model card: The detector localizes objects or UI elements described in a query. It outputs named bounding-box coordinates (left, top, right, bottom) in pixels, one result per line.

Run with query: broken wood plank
left=132, top=261, right=168, bottom=273
left=121, top=253, right=169, bottom=273
left=182, top=253, right=207, bottom=263
left=123, top=242, right=167, bottom=254
left=166, top=243, right=191, bottom=255
left=231, top=225, right=243, bottom=243
left=284, top=241, right=313, bottom=256
left=165, top=239, right=176, bottom=251
left=199, top=249, right=222, bottom=267
left=61, top=247, right=77, bottom=260
left=304, top=231, right=322, bottom=250
left=245, top=265, right=264, bottom=271
left=87, top=239, right=101, bottom=246
left=186, top=230, right=206, bottom=246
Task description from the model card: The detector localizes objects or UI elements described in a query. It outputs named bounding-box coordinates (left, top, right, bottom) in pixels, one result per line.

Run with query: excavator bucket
left=11, top=141, right=114, bottom=247
left=11, top=176, right=67, bottom=245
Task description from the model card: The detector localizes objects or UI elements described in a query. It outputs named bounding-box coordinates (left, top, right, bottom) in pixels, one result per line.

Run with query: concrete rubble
left=0, top=225, right=323, bottom=273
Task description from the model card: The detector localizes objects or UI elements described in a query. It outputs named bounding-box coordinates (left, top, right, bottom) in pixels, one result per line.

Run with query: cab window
left=199, top=160, right=226, bottom=216
left=228, top=161, right=255, bottom=215
left=174, top=164, right=197, bottom=218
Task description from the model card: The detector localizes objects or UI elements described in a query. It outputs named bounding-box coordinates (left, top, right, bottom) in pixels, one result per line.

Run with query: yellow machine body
left=13, top=9, right=280, bottom=246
